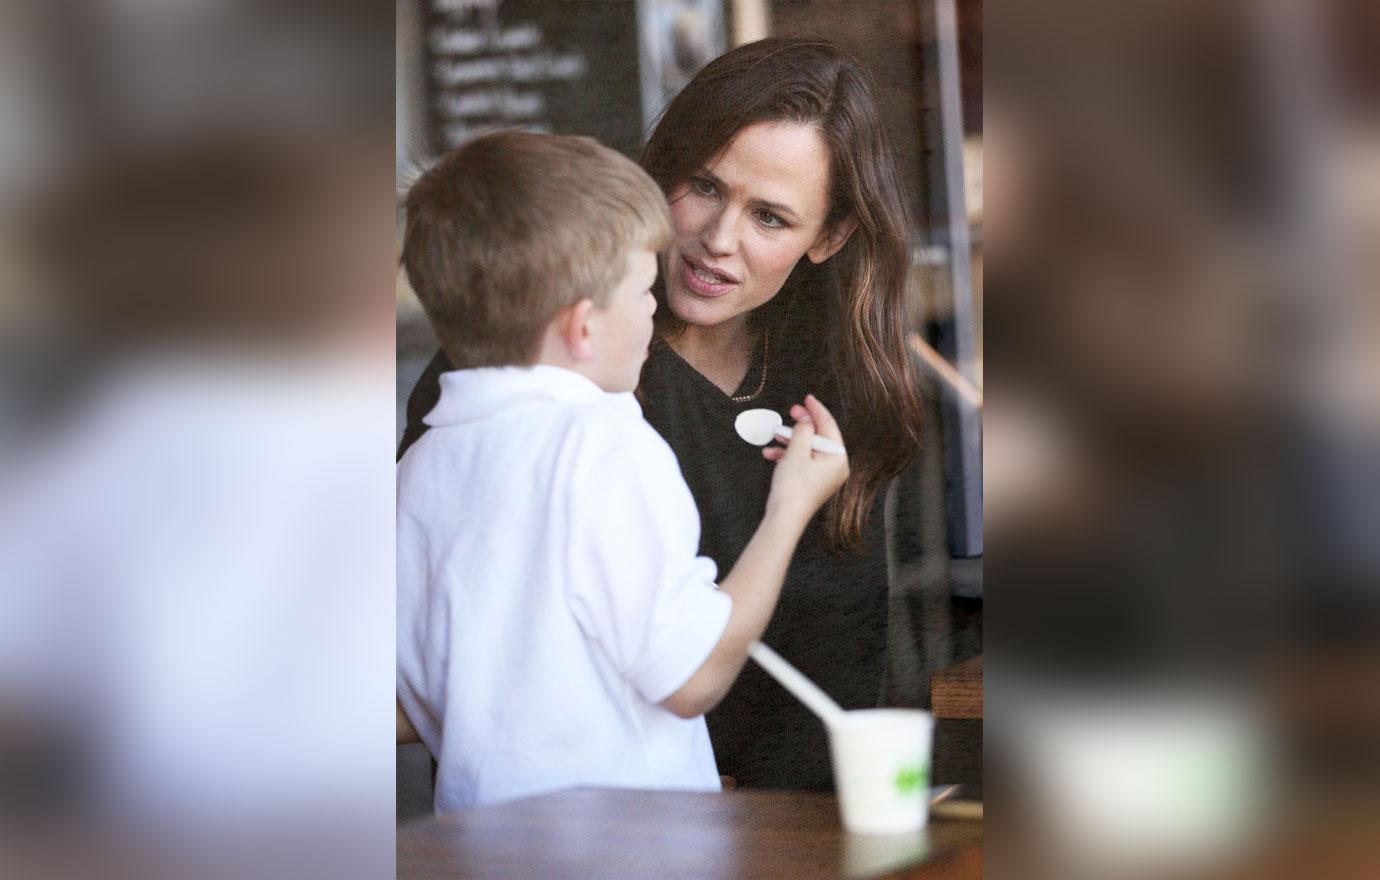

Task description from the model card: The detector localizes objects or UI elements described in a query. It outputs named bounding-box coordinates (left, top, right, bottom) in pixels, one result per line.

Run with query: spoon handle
left=773, top=425, right=846, bottom=456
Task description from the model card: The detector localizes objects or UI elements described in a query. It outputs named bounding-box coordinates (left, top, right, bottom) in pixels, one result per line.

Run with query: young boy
left=396, top=130, right=847, bottom=812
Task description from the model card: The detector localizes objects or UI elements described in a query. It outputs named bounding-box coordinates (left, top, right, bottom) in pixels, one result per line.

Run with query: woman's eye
left=691, top=177, right=716, bottom=197
left=756, top=210, right=785, bottom=229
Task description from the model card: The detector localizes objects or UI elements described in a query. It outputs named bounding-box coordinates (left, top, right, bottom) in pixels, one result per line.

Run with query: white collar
left=425, top=364, right=638, bottom=427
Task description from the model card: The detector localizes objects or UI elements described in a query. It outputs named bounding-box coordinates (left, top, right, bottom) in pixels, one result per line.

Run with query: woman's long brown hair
left=641, top=38, right=924, bottom=551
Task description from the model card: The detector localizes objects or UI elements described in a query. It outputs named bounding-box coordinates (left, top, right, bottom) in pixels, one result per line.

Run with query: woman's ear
left=555, top=298, right=597, bottom=361
left=806, top=216, right=859, bottom=264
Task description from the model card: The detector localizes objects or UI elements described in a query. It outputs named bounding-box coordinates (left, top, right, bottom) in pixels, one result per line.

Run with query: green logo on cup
left=894, top=764, right=927, bottom=793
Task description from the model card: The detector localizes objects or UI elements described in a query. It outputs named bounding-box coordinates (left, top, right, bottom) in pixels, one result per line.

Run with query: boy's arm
left=658, top=502, right=812, bottom=719
left=660, top=395, right=847, bottom=719
left=397, top=697, right=421, bottom=744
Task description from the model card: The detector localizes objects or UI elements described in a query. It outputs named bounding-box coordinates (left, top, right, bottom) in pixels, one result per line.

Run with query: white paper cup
left=828, top=708, right=934, bottom=834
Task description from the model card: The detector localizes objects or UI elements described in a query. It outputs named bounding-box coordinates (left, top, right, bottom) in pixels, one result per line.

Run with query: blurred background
left=393, top=0, right=987, bottom=822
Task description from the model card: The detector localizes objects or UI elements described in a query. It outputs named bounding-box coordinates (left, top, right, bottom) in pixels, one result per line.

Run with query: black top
left=399, top=307, right=889, bottom=791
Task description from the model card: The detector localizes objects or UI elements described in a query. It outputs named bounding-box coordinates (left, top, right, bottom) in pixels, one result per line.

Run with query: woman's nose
left=701, top=205, right=739, bottom=257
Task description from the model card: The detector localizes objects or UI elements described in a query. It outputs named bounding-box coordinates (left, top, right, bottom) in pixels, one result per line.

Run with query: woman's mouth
left=680, top=256, right=738, bottom=297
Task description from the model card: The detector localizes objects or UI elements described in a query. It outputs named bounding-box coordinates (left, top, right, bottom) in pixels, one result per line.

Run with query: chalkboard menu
left=423, top=0, right=645, bottom=158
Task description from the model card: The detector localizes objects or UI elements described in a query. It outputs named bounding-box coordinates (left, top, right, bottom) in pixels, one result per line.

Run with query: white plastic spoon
left=734, top=408, right=846, bottom=456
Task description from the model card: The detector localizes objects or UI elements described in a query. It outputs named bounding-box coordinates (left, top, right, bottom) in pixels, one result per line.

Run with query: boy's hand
left=762, top=394, right=849, bottom=525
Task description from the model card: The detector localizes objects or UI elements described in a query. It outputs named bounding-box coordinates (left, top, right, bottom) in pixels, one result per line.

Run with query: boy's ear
left=805, top=216, right=859, bottom=265
left=555, top=298, right=597, bottom=361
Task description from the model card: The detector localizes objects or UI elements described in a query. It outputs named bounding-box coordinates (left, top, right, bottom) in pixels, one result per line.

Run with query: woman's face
left=663, top=121, right=850, bottom=333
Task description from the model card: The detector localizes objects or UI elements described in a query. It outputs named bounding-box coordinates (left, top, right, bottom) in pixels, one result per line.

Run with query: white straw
left=748, top=641, right=846, bottom=726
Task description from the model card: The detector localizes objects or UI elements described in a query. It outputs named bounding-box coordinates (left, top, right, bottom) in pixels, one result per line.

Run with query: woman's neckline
left=653, top=332, right=769, bottom=408
left=665, top=320, right=755, bottom=390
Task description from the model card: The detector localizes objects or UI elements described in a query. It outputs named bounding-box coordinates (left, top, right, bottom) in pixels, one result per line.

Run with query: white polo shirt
left=396, top=365, right=732, bottom=812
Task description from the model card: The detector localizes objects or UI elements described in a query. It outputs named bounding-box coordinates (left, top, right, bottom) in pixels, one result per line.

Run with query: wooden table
left=930, top=655, right=983, bottom=720
left=398, top=788, right=981, bottom=879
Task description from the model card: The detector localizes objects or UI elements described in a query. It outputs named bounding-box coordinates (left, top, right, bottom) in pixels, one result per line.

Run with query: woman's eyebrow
left=700, top=170, right=802, bottom=221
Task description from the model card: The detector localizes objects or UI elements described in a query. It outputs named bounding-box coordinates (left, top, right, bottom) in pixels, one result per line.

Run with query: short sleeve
left=564, top=428, right=731, bottom=705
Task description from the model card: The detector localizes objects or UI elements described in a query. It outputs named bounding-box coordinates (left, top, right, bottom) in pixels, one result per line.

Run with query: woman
left=401, top=38, right=923, bottom=790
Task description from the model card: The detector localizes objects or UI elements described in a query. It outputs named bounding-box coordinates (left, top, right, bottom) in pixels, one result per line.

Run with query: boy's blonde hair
left=402, top=130, right=671, bottom=369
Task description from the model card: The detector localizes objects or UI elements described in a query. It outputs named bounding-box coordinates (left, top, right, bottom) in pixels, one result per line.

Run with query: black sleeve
left=397, top=348, right=452, bottom=460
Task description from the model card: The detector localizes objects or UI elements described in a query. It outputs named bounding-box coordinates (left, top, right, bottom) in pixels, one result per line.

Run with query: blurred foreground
left=0, top=3, right=395, bottom=878
left=3, top=0, right=1379, bottom=877
left=987, top=0, right=1379, bottom=877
